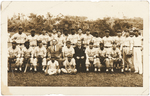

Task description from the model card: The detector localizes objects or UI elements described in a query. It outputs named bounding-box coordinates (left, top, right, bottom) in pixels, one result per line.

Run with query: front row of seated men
left=8, top=38, right=124, bottom=75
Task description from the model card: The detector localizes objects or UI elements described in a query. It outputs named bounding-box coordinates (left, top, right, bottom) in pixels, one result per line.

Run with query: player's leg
left=61, top=68, right=68, bottom=73
left=118, top=58, right=124, bottom=72
left=133, top=48, right=138, bottom=73
left=86, top=58, right=90, bottom=71
left=105, top=58, right=110, bottom=72
left=42, top=58, right=47, bottom=71
left=110, top=59, right=114, bottom=72
left=33, top=58, right=37, bottom=71
left=137, top=48, right=142, bottom=74
left=75, top=59, right=80, bottom=72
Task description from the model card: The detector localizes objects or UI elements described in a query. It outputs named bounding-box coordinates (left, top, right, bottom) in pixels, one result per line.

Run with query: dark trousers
left=76, top=59, right=86, bottom=72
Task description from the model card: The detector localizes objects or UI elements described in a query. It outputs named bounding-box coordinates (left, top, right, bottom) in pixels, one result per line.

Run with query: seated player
left=20, top=40, right=34, bottom=72
left=97, top=42, right=106, bottom=68
left=45, top=56, right=60, bottom=75
left=8, top=41, right=21, bottom=71
left=33, top=40, right=47, bottom=71
left=61, top=55, right=77, bottom=74
left=110, top=41, right=124, bottom=72
left=62, top=40, right=75, bottom=59
left=85, top=41, right=100, bottom=72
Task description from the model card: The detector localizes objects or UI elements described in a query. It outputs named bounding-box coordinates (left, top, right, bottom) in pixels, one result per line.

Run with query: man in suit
left=74, top=40, right=86, bottom=72
left=47, top=39, right=64, bottom=68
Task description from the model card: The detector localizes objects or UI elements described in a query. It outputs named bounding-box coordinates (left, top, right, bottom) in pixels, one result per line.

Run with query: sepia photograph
left=1, top=1, right=149, bottom=95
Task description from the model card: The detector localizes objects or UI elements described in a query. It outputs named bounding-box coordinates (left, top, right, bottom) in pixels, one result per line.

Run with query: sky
left=2, top=1, right=147, bottom=20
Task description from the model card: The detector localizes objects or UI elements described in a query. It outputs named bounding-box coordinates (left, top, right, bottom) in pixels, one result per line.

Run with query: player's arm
left=45, top=61, right=49, bottom=74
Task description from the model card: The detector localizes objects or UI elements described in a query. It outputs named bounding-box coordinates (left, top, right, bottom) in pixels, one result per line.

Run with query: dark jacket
left=74, top=46, right=86, bottom=59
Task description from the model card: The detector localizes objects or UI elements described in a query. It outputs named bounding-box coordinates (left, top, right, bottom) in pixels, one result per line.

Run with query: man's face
left=89, top=44, right=93, bottom=49
left=66, top=43, right=71, bottom=48
left=39, top=42, right=42, bottom=47
left=117, top=33, right=121, bottom=37
left=86, top=31, right=90, bottom=35
left=48, top=33, right=52, bottom=37
left=100, top=44, right=104, bottom=49
left=51, top=58, right=55, bottom=62
left=77, top=41, right=82, bottom=47
left=126, top=33, right=129, bottom=37
left=12, top=43, right=16, bottom=48
left=42, top=30, right=46, bottom=35
left=95, top=33, right=98, bottom=37
left=25, top=43, right=30, bottom=48
left=53, top=29, right=57, bottom=34
left=58, top=32, right=61, bottom=37
left=78, top=29, right=82, bottom=34
left=71, top=30, right=75, bottom=35
left=134, top=32, right=139, bottom=37
left=68, top=57, right=72, bottom=62
left=31, top=32, right=35, bottom=36
left=112, top=44, right=116, bottom=50
left=19, top=28, right=23, bottom=34
left=52, top=41, right=57, bottom=45
left=106, top=32, right=109, bottom=37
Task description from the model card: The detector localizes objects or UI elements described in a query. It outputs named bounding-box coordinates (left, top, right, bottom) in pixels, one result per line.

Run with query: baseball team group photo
left=7, top=2, right=143, bottom=87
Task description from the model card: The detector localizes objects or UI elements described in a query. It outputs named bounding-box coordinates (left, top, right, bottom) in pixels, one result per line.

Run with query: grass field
left=8, top=71, right=143, bottom=87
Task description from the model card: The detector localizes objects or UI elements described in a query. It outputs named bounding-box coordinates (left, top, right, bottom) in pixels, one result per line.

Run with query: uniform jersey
left=85, top=46, right=97, bottom=57
left=113, top=36, right=125, bottom=50
left=51, top=33, right=58, bottom=39
left=83, top=34, right=93, bottom=45
left=21, top=47, right=34, bottom=58
left=110, top=48, right=122, bottom=58
left=8, top=46, right=21, bottom=58
left=47, top=60, right=59, bottom=69
left=56, top=35, right=65, bottom=46
left=102, top=36, right=113, bottom=47
left=67, top=34, right=78, bottom=44
left=98, top=49, right=106, bottom=57
left=62, top=46, right=75, bottom=57
left=34, top=46, right=46, bottom=57
left=63, top=58, right=76, bottom=69
left=10, top=33, right=27, bottom=43
left=132, top=36, right=142, bottom=46
left=38, top=35, right=49, bottom=44
left=93, top=37, right=102, bottom=47
left=76, top=34, right=85, bottom=41
left=27, top=35, right=38, bottom=46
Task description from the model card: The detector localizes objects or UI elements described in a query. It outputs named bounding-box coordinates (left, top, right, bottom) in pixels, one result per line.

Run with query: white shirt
left=47, top=60, right=59, bottom=69
left=133, top=36, right=142, bottom=46
left=83, top=34, right=93, bottom=44
left=21, top=47, right=34, bottom=58
left=62, top=46, right=75, bottom=57
left=51, top=33, right=58, bottom=39
left=8, top=46, right=21, bottom=58
left=63, top=58, right=76, bottom=69
left=56, top=35, right=65, bottom=45
left=34, top=46, right=46, bottom=57
left=38, top=35, right=49, bottom=44
left=93, top=37, right=102, bottom=46
left=27, top=35, right=38, bottom=46
left=102, top=36, right=113, bottom=47
left=85, top=46, right=97, bottom=57
left=10, top=33, right=27, bottom=43
left=67, top=34, right=78, bottom=44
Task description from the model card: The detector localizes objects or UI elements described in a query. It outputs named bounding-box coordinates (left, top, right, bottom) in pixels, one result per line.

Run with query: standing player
left=110, top=41, right=124, bottom=72
left=93, top=32, right=102, bottom=49
left=132, top=29, right=143, bottom=74
left=77, top=28, right=85, bottom=42
left=33, top=40, right=47, bottom=71
left=8, top=41, right=21, bottom=71
left=56, top=31, right=65, bottom=47
left=61, top=55, right=77, bottom=74
left=51, top=28, right=58, bottom=39
left=67, top=28, right=78, bottom=47
left=123, top=30, right=133, bottom=72
left=83, top=29, right=93, bottom=47
left=10, top=26, right=27, bottom=50
left=27, top=29, right=38, bottom=50
left=85, top=41, right=100, bottom=72
left=45, top=56, right=60, bottom=75
left=102, top=30, right=113, bottom=52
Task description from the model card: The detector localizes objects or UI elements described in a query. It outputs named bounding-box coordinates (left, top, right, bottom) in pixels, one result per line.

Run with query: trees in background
left=8, top=13, right=143, bottom=37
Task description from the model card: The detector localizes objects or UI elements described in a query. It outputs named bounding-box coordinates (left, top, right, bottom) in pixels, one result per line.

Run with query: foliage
left=8, top=13, right=143, bottom=37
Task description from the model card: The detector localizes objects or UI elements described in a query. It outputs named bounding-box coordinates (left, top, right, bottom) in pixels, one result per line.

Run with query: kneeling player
left=8, top=41, right=21, bottom=71
left=45, top=56, right=60, bottom=75
left=85, top=41, right=100, bottom=72
left=61, top=55, right=77, bottom=74
left=20, top=40, right=34, bottom=72
left=111, top=41, right=124, bottom=72
left=33, top=40, right=47, bottom=71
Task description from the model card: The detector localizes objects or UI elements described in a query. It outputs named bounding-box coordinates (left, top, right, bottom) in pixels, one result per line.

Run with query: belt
left=94, top=46, right=99, bottom=48
left=134, top=46, right=141, bottom=47
left=123, top=46, right=130, bottom=47
left=43, top=44, right=47, bottom=45
left=30, top=45, right=36, bottom=47
left=104, top=46, right=112, bottom=48
left=17, top=43, right=24, bottom=45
